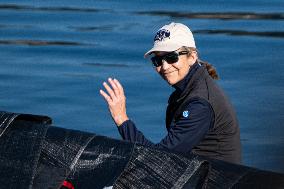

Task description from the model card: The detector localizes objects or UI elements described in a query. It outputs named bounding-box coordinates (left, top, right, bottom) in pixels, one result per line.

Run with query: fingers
left=113, top=79, right=124, bottom=94
left=103, top=80, right=116, bottom=100
left=108, top=78, right=120, bottom=97
left=100, top=78, right=124, bottom=101
left=100, top=89, right=111, bottom=103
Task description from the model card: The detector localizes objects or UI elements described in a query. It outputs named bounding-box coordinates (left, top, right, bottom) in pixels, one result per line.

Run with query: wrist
left=114, top=115, right=129, bottom=126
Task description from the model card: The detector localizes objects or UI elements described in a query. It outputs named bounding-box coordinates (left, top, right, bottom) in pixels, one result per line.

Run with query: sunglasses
left=151, top=51, right=189, bottom=67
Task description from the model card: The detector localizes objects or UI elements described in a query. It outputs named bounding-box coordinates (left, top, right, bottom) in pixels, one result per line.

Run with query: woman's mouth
left=163, top=70, right=176, bottom=76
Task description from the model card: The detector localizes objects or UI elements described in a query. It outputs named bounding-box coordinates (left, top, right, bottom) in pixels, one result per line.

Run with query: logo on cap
left=154, top=29, right=170, bottom=42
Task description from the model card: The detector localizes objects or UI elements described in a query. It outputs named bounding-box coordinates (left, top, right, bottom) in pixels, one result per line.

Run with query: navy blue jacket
left=118, top=63, right=214, bottom=154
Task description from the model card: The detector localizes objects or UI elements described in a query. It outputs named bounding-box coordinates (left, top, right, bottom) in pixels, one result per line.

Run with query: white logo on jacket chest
left=183, top=110, right=189, bottom=118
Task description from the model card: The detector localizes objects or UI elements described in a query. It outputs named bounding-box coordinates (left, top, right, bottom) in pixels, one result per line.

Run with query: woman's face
left=154, top=49, right=197, bottom=85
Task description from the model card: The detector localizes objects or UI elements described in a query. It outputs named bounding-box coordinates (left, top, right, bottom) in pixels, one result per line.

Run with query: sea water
left=0, top=0, right=283, bottom=173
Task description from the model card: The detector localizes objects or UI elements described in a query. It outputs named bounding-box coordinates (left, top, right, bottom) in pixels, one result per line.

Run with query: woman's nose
left=161, top=60, right=171, bottom=69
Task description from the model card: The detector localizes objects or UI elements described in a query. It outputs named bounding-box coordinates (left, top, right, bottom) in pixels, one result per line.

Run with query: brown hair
left=182, top=47, right=219, bottom=80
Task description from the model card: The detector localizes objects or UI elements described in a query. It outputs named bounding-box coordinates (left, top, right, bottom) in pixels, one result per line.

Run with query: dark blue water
left=0, top=0, right=284, bottom=173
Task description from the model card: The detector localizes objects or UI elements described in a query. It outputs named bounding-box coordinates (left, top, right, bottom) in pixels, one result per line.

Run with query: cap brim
left=144, top=43, right=181, bottom=58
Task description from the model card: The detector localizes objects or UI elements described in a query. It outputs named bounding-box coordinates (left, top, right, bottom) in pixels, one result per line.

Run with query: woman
left=100, top=22, right=241, bottom=164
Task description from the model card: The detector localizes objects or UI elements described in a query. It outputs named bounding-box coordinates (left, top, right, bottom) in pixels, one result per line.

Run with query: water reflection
left=0, top=4, right=110, bottom=13
left=63, top=73, right=95, bottom=78
left=0, top=40, right=89, bottom=46
left=195, top=30, right=284, bottom=38
left=136, top=11, right=284, bottom=20
left=0, top=24, right=33, bottom=29
left=82, top=62, right=131, bottom=68
left=69, top=25, right=116, bottom=32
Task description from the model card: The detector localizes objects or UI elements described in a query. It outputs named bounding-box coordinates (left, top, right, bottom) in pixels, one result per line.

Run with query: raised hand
left=100, top=78, right=129, bottom=126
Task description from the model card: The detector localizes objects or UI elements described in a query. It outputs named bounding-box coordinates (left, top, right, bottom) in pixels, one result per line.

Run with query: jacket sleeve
left=117, top=98, right=214, bottom=153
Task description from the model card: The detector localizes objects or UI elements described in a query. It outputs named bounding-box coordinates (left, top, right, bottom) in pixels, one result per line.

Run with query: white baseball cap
left=144, top=22, right=196, bottom=57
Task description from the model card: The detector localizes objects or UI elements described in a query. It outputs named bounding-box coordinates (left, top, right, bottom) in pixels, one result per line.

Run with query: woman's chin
left=164, top=77, right=177, bottom=85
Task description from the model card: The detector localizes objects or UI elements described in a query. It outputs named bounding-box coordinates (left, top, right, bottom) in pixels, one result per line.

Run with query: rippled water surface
left=0, top=0, right=284, bottom=173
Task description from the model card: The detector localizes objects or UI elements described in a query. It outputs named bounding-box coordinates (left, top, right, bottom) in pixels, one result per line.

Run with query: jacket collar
left=173, top=61, right=201, bottom=92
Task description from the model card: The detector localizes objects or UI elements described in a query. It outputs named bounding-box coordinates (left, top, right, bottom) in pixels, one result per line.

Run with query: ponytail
left=182, top=46, right=219, bottom=80
left=198, top=60, right=219, bottom=80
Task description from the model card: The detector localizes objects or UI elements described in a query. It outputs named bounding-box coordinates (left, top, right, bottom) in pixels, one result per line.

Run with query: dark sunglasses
left=151, top=51, right=189, bottom=67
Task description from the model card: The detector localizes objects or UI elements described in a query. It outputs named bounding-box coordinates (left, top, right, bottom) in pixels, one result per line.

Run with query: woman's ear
left=188, top=51, right=198, bottom=65
left=191, top=51, right=198, bottom=59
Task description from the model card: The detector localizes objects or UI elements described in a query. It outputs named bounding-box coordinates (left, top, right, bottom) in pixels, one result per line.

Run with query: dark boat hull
left=0, top=111, right=283, bottom=189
